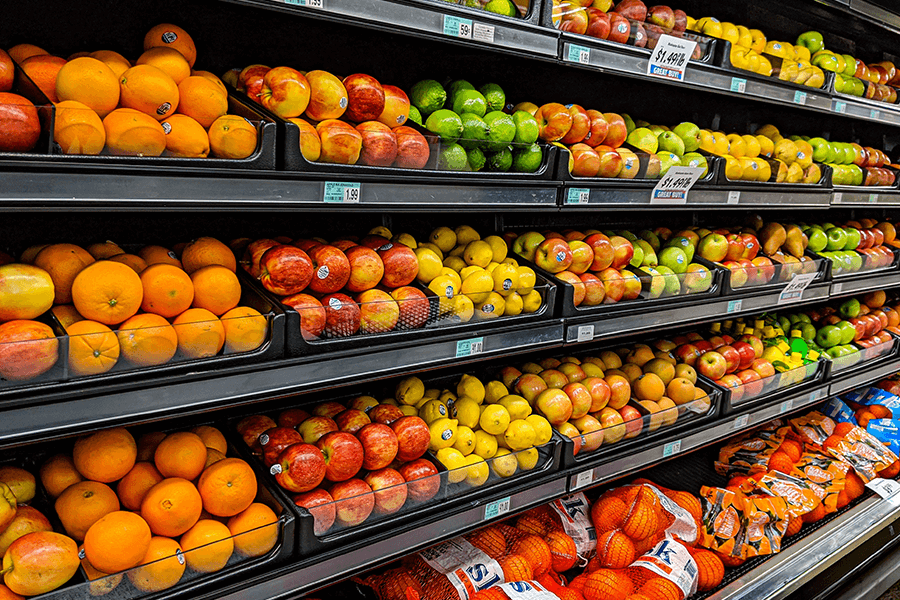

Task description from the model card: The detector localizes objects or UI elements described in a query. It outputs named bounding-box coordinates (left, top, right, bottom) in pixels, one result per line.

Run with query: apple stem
left=0, top=566, right=12, bottom=575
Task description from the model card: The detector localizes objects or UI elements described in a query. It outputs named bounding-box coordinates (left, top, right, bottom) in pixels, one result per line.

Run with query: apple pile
left=802, top=218, right=897, bottom=275
left=790, top=136, right=895, bottom=187
left=617, top=118, right=710, bottom=180
left=508, top=227, right=714, bottom=308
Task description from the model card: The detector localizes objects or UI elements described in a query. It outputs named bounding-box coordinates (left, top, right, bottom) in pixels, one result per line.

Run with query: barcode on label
left=456, top=337, right=484, bottom=358
left=323, top=182, right=360, bottom=203
left=663, top=440, right=681, bottom=457
left=730, top=78, right=746, bottom=93
left=794, top=91, right=807, bottom=105
left=870, top=194, right=879, bottom=203
left=732, top=414, right=749, bottom=429
left=727, top=299, right=743, bottom=313
left=567, top=188, right=590, bottom=204
left=833, top=282, right=843, bottom=294
left=576, top=325, right=594, bottom=342
left=443, top=14, right=473, bottom=38
left=871, top=109, right=880, bottom=120
left=833, top=192, right=843, bottom=203
left=567, top=45, right=591, bottom=64
left=484, top=497, right=511, bottom=519
left=835, top=101, right=847, bottom=113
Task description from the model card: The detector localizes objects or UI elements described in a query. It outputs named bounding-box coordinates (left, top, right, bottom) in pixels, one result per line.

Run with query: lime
left=447, top=80, right=475, bottom=104
left=452, top=89, right=487, bottom=118
left=463, top=0, right=481, bottom=8
left=512, top=110, right=539, bottom=145
left=484, top=0, right=518, bottom=16
left=407, top=105, right=423, bottom=126
left=512, top=143, right=543, bottom=173
left=410, top=80, right=447, bottom=115
left=488, top=147, right=513, bottom=172
left=439, top=143, right=468, bottom=171
left=467, top=147, right=486, bottom=171
left=480, top=83, right=506, bottom=112
left=483, top=110, right=516, bottom=152
left=425, top=108, right=464, bottom=143
left=458, top=113, right=488, bottom=150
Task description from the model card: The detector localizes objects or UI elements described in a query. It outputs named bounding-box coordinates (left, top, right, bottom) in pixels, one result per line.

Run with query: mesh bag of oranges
left=789, top=411, right=837, bottom=451
left=514, top=494, right=596, bottom=569
left=823, top=425, right=899, bottom=482
left=699, top=485, right=790, bottom=560
left=715, top=421, right=790, bottom=477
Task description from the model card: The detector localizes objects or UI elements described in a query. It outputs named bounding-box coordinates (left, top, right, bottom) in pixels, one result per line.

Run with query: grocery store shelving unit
left=10, top=0, right=900, bottom=598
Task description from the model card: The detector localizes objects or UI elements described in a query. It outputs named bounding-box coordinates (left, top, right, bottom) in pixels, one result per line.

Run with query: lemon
left=516, top=447, right=540, bottom=470
left=476, top=292, right=506, bottom=319
left=461, top=270, right=493, bottom=304
left=451, top=397, right=481, bottom=428
left=437, top=447, right=467, bottom=483
left=712, top=131, right=730, bottom=155
left=498, top=395, right=532, bottom=420
left=424, top=388, right=441, bottom=399
left=517, top=266, right=536, bottom=294
left=415, top=247, right=443, bottom=284
left=504, top=419, right=537, bottom=451
left=723, top=155, right=743, bottom=180
left=400, top=405, right=419, bottom=416
left=483, top=235, right=508, bottom=262
left=429, top=226, right=457, bottom=252
left=503, top=292, right=524, bottom=316
left=480, top=404, right=511, bottom=435
left=491, top=448, right=518, bottom=478
left=449, top=245, right=466, bottom=257
left=454, top=294, right=475, bottom=322
left=457, top=374, right=485, bottom=404
left=464, top=454, right=490, bottom=486
left=381, top=397, right=400, bottom=406
left=416, top=395, right=436, bottom=408
left=464, top=240, right=493, bottom=268
left=741, top=134, right=761, bottom=158
left=726, top=134, right=746, bottom=158
left=484, top=380, right=509, bottom=404
left=429, top=418, right=458, bottom=451
left=492, top=263, right=520, bottom=296
left=443, top=255, right=467, bottom=272
left=521, top=288, right=542, bottom=311
left=460, top=264, right=485, bottom=280
left=392, top=233, right=417, bottom=249
left=420, top=399, right=450, bottom=424
left=441, top=267, right=462, bottom=289
left=418, top=242, right=444, bottom=260
left=396, top=376, right=425, bottom=405
left=369, top=225, right=392, bottom=238
left=439, top=389, right=457, bottom=404
left=495, top=432, right=509, bottom=449
left=474, top=430, right=499, bottom=459
left=502, top=257, right=519, bottom=267
left=454, top=426, right=476, bottom=455
left=526, top=414, right=553, bottom=445
left=455, top=225, right=481, bottom=246
left=486, top=262, right=500, bottom=274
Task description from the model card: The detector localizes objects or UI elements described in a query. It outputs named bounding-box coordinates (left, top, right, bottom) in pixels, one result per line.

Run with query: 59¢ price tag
left=647, top=34, right=697, bottom=81
left=443, top=14, right=473, bottom=39
left=651, top=166, right=704, bottom=203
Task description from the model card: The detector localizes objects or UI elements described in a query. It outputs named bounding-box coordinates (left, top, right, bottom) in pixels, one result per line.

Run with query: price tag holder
left=323, top=182, right=360, bottom=203
left=871, top=109, right=880, bottom=120
left=567, top=44, right=591, bottom=64
left=778, top=272, right=816, bottom=304
left=835, top=100, right=847, bottom=113
left=870, top=193, right=879, bottom=203
left=866, top=478, right=900, bottom=503
left=576, top=325, right=595, bottom=343
left=484, top=496, right=511, bottom=519
left=572, top=470, right=594, bottom=490
left=833, top=192, right=843, bottom=204
left=727, top=191, right=741, bottom=204
left=472, top=22, right=495, bottom=43
left=780, top=399, right=794, bottom=414
left=727, top=299, right=743, bottom=313
left=284, top=0, right=323, bottom=6
left=732, top=414, right=750, bottom=430
left=663, top=440, right=682, bottom=457
left=832, top=282, right=843, bottom=294
left=794, top=91, right=808, bottom=105
left=455, top=337, right=484, bottom=358
left=566, top=188, right=590, bottom=205
left=647, top=35, right=698, bottom=81
left=730, top=77, right=747, bottom=93
left=651, top=166, right=704, bottom=203
left=443, top=14, right=473, bottom=38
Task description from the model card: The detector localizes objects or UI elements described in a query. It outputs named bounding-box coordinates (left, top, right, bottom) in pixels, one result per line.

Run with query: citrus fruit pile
left=0, top=236, right=268, bottom=383
left=3, top=24, right=259, bottom=159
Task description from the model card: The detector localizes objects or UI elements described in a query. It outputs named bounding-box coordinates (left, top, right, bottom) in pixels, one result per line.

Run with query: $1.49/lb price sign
left=651, top=166, right=704, bottom=203
left=777, top=272, right=816, bottom=304
left=647, top=34, right=698, bottom=81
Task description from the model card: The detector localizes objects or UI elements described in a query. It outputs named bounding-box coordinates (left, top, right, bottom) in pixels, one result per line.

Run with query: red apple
left=752, top=257, right=775, bottom=284
left=580, top=272, right=606, bottom=305
left=557, top=271, right=586, bottom=306
left=609, top=236, right=634, bottom=269
left=568, top=240, right=594, bottom=274
left=633, top=21, right=648, bottom=47
left=392, top=125, right=430, bottom=169
left=536, top=388, right=574, bottom=425
left=601, top=113, right=628, bottom=148
left=277, top=408, right=311, bottom=428
left=369, top=404, right=404, bottom=426
left=586, top=9, right=612, bottom=40
left=647, top=5, right=675, bottom=29
left=356, top=289, right=400, bottom=333
left=329, top=478, right=374, bottom=527
left=297, top=416, right=339, bottom=444
left=613, top=0, right=648, bottom=21
left=750, top=358, right=775, bottom=379
left=305, top=70, right=349, bottom=121
left=732, top=341, right=756, bottom=371
left=316, top=119, right=362, bottom=165
left=357, top=423, right=399, bottom=471
left=282, top=293, right=327, bottom=340
left=560, top=4, right=589, bottom=34
left=737, top=369, right=763, bottom=398
left=342, top=74, right=385, bottom=122
left=598, top=407, right=626, bottom=444
left=582, top=111, right=609, bottom=149
left=293, top=489, right=335, bottom=535
left=378, top=85, right=410, bottom=128
left=696, top=350, right=726, bottom=379
left=584, top=233, right=615, bottom=271
left=294, top=238, right=323, bottom=253
left=364, top=468, right=407, bottom=515
left=515, top=373, right=549, bottom=403
left=356, top=121, right=398, bottom=167
left=563, top=382, right=593, bottom=419
left=534, top=103, right=574, bottom=142
left=399, top=459, right=440, bottom=502
left=620, top=405, right=643, bottom=439
left=271, top=442, right=326, bottom=493
left=260, top=426, right=304, bottom=467
left=718, top=345, right=741, bottom=374
left=391, top=286, right=430, bottom=329
left=237, top=414, right=277, bottom=452
left=673, top=9, right=687, bottom=32
left=569, top=143, right=601, bottom=177
left=599, top=268, right=626, bottom=302
left=258, top=66, right=310, bottom=119
left=0, top=50, right=13, bottom=93
left=582, top=376, right=611, bottom=412
left=535, top=237, right=574, bottom=274
left=238, top=64, right=270, bottom=99
left=741, top=335, right=765, bottom=359
left=317, top=432, right=364, bottom=482
left=344, top=245, right=384, bottom=293
left=258, top=245, right=313, bottom=296
left=334, top=409, right=371, bottom=434
left=307, top=245, right=351, bottom=294
left=359, top=235, right=391, bottom=250
left=740, top=234, right=760, bottom=260
left=718, top=374, right=744, bottom=403
left=607, top=13, right=632, bottom=44
left=561, top=104, right=590, bottom=145
left=321, top=293, right=361, bottom=337
left=245, top=238, right=280, bottom=278
left=377, top=242, right=418, bottom=288
left=693, top=340, right=712, bottom=354
left=391, top=416, right=430, bottom=462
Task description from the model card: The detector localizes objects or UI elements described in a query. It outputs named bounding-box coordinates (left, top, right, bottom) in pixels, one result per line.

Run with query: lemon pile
left=393, top=373, right=552, bottom=487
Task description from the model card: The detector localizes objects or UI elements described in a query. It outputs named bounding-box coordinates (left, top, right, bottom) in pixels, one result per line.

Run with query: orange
left=161, top=113, right=209, bottom=157
left=466, top=526, right=506, bottom=559
left=591, top=495, right=627, bottom=533
left=55, top=57, right=120, bottom=118
left=516, top=513, right=551, bottom=537
left=137, top=47, right=191, bottom=85
left=596, top=529, right=635, bottom=569
left=667, top=490, right=702, bottom=523
left=18, top=244, right=49, bottom=264
left=181, top=237, right=237, bottom=274
left=33, top=243, right=95, bottom=304
left=117, top=313, right=178, bottom=366
left=139, top=245, right=182, bottom=268
left=19, top=55, right=66, bottom=103
left=89, top=50, right=131, bottom=78
left=72, top=260, right=143, bottom=325
left=191, top=70, right=226, bottom=95
left=880, top=460, right=900, bottom=479
left=638, top=577, right=681, bottom=600
left=546, top=530, right=578, bottom=572
left=140, top=477, right=203, bottom=537
left=102, top=108, right=166, bottom=156
left=584, top=569, right=634, bottom=600
left=845, top=471, right=866, bottom=499
left=8, top=44, right=48, bottom=64
left=79, top=543, right=123, bottom=596
left=633, top=373, right=665, bottom=402
left=510, top=535, right=552, bottom=578
left=84, top=510, right=152, bottom=574
left=109, top=253, right=149, bottom=273
left=693, top=549, right=724, bottom=591
left=779, top=439, right=803, bottom=462
left=190, top=265, right=240, bottom=316
left=55, top=481, right=120, bottom=541
left=785, top=515, right=803, bottom=537
left=87, top=241, right=124, bottom=260
left=227, top=503, right=279, bottom=558
left=118, top=462, right=165, bottom=511
left=498, top=554, right=533, bottom=581
left=52, top=304, right=84, bottom=329
left=209, top=115, right=258, bottom=160
left=197, top=457, right=257, bottom=517
left=190, top=425, right=227, bottom=454
left=204, top=448, right=227, bottom=468
left=666, top=378, right=696, bottom=405
left=144, top=24, right=197, bottom=68
left=803, top=503, right=826, bottom=524
left=73, top=427, right=137, bottom=483
left=177, top=76, right=228, bottom=129
left=139, top=263, right=194, bottom=318
left=128, top=536, right=185, bottom=592
left=180, top=519, right=234, bottom=573
left=622, top=490, right=659, bottom=541
left=154, top=432, right=208, bottom=480
left=137, top=432, right=168, bottom=462
left=173, top=308, right=225, bottom=359
left=221, top=306, right=267, bottom=353
left=39, top=454, right=84, bottom=498
left=767, top=450, right=795, bottom=474
left=870, top=404, right=893, bottom=419
left=834, top=422, right=855, bottom=437
left=66, top=319, right=120, bottom=376
left=119, top=65, right=179, bottom=121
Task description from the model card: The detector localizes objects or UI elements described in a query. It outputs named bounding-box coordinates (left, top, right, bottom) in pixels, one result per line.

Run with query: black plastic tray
left=703, top=357, right=828, bottom=416
left=809, top=245, right=900, bottom=280
left=694, top=250, right=829, bottom=298
left=824, top=329, right=900, bottom=380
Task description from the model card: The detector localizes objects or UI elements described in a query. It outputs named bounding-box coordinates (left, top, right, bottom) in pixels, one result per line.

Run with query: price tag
left=472, top=22, right=495, bottom=43
left=576, top=325, right=595, bottom=343
left=794, top=91, right=808, bottom=105
left=651, top=166, right=704, bottom=203
left=647, top=34, right=698, bottom=81
left=780, top=399, right=794, bottom=414
left=573, top=470, right=594, bottom=490
left=663, top=440, right=682, bottom=457
left=284, top=0, right=323, bottom=6
left=727, top=191, right=741, bottom=204
left=455, top=337, right=484, bottom=358
left=778, top=272, right=816, bottom=304
left=833, top=192, right=843, bottom=203
left=732, top=414, right=750, bottom=430
left=443, top=14, right=473, bottom=38
left=871, top=109, right=880, bottom=120
left=567, top=44, right=591, bottom=64
left=484, top=496, right=511, bottom=519
left=323, top=182, right=360, bottom=203
left=567, top=188, right=590, bottom=204
left=866, top=478, right=900, bottom=503
left=833, top=282, right=843, bottom=294
left=835, top=101, right=847, bottom=113
left=730, top=77, right=747, bottom=93
left=870, top=193, right=879, bottom=203
left=727, top=299, right=743, bottom=313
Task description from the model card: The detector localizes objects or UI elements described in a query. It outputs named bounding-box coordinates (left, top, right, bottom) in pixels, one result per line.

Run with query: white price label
left=567, top=44, right=591, bottom=64
left=472, top=22, right=495, bottom=43
left=867, top=478, right=900, bottom=503
left=647, top=34, right=697, bottom=81
left=732, top=414, right=750, bottom=429
left=567, top=188, right=590, bottom=204
left=484, top=496, right=511, bottom=519
left=778, top=272, right=816, bottom=304
left=576, top=325, right=594, bottom=342
left=833, top=192, right=843, bottom=203
left=832, top=282, right=843, bottom=294
left=323, top=182, right=360, bottom=203
left=730, top=77, right=746, bottom=93
left=443, top=14, right=473, bottom=38
left=727, top=191, right=741, bottom=204
left=573, top=470, right=594, bottom=490
left=835, top=100, right=847, bottom=113
left=780, top=399, right=794, bottom=414
left=663, top=440, right=682, bottom=457
left=455, top=337, right=484, bottom=358
left=794, top=91, right=808, bottom=105
left=651, top=166, right=704, bottom=203
left=727, top=299, right=743, bottom=313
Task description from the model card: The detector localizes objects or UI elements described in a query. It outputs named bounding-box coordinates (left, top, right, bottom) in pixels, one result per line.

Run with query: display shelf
left=830, top=94, right=900, bottom=125
left=829, top=353, right=900, bottom=395
left=830, top=270, right=900, bottom=297
left=833, top=188, right=900, bottom=206
left=560, top=185, right=833, bottom=208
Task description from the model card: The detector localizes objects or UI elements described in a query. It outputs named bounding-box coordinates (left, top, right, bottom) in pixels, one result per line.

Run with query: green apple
left=841, top=55, right=857, bottom=77
left=666, top=236, right=694, bottom=262
left=824, top=227, right=848, bottom=251
left=659, top=246, right=688, bottom=275
left=626, top=128, right=659, bottom=154
left=798, top=322, right=817, bottom=341
left=815, top=324, right=841, bottom=348
left=848, top=164, right=864, bottom=186
left=843, top=228, right=861, bottom=250
left=839, top=298, right=860, bottom=318
left=809, top=137, right=831, bottom=163
left=806, top=227, right=827, bottom=252
left=645, top=267, right=666, bottom=298
left=630, top=243, right=644, bottom=268
left=796, top=31, right=824, bottom=53
left=848, top=251, right=863, bottom=272
left=654, top=265, right=681, bottom=295
left=672, top=122, right=701, bottom=152
left=622, top=114, right=636, bottom=134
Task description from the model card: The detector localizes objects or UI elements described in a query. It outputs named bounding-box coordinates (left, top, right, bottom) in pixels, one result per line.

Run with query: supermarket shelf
left=831, top=95, right=900, bottom=126
left=829, top=538, right=900, bottom=600
left=830, top=270, right=900, bottom=297
left=833, top=188, right=900, bottom=205
left=561, top=186, right=833, bottom=208
left=829, top=354, right=900, bottom=395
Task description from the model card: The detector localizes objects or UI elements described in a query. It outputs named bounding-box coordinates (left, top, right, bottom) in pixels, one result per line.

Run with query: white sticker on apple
left=556, top=251, right=566, bottom=263
left=270, top=463, right=283, bottom=474
left=329, top=297, right=342, bottom=310
left=317, top=265, right=329, bottom=279
left=259, top=434, right=270, bottom=446
left=617, top=23, right=628, bottom=33
left=379, top=243, right=393, bottom=251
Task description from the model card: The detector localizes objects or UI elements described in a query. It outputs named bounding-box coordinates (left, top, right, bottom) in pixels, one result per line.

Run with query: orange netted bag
left=625, top=538, right=699, bottom=600
left=470, top=580, right=570, bottom=600
left=793, top=452, right=849, bottom=514
left=514, top=492, right=596, bottom=569
left=826, top=426, right=899, bottom=482
left=790, top=411, right=836, bottom=451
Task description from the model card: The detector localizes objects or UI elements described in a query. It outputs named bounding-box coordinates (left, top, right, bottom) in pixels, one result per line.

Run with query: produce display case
left=810, top=246, right=900, bottom=279
left=694, top=251, right=829, bottom=297
left=553, top=144, right=721, bottom=188
left=825, top=329, right=900, bottom=379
